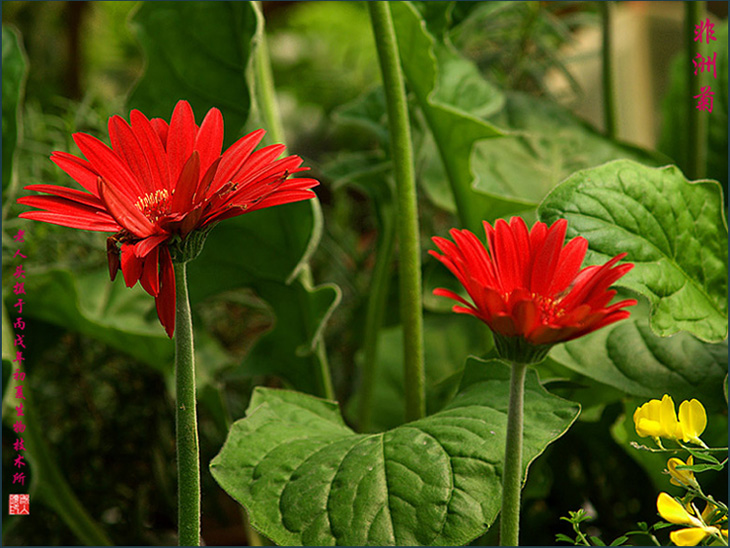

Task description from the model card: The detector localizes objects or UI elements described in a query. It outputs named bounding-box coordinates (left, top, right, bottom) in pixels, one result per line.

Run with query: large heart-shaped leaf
left=127, top=1, right=257, bottom=143
left=538, top=160, right=728, bottom=342
left=2, top=26, right=27, bottom=198
left=549, top=294, right=728, bottom=412
left=211, top=359, right=579, bottom=546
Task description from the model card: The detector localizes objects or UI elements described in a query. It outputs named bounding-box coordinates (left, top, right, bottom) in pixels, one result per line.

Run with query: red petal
left=530, top=219, right=567, bottom=295
left=509, top=217, right=531, bottom=288
left=23, top=184, right=105, bottom=209
left=50, top=151, right=100, bottom=196
left=121, top=243, right=143, bottom=288
left=194, top=108, right=224, bottom=175
left=167, top=101, right=197, bottom=187
left=139, top=245, right=160, bottom=297
left=18, top=195, right=120, bottom=232
left=548, top=236, right=588, bottom=295
left=97, top=177, right=155, bottom=237
left=150, top=118, right=169, bottom=147
left=74, top=133, right=145, bottom=202
left=209, top=129, right=266, bottom=195
left=493, top=218, right=520, bottom=293
left=156, top=246, right=176, bottom=338
left=130, top=110, right=171, bottom=192
left=109, top=115, right=155, bottom=194
left=133, top=234, right=169, bottom=258
left=170, top=151, right=200, bottom=213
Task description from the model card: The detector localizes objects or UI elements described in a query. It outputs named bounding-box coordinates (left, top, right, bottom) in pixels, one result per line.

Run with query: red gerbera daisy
left=18, top=100, right=318, bottom=338
left=430, top=217, right=637, bottom=363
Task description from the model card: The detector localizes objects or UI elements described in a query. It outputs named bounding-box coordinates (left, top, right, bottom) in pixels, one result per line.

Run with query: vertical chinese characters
left=10, top=229, right=28, bottom=496
left=693, top=18, right=718, bottom=112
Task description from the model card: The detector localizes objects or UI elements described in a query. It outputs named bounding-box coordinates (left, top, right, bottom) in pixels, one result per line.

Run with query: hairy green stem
left=500, top=362, right=527, bottom=546
left=368, top=0, right=426, bottom=422
left=685, top=1, right=706, bottom=179
left=600, top=1, right=617, bottom=140
left=174, top=261, right=200, bottom=546
left=358, top=205, right=396, bottom=431
left=253, top=1, right=285, bottom=145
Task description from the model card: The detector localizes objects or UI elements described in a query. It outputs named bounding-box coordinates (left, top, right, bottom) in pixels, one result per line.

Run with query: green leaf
left=548, top=294, right=728, bottom=411
left=239, top=277, right=340, bottom=396
left=539, top=160, right=728, bottom=342
left=127, top=1, right=257, bottom=144
left=211, top=358, right=579, bottom=546
left=2, top=26, right=27, bottom=196
left=346, top=314, right=489, bottom=432
left=17, top=268, right=174, bottom=370
left=390, top=1, right=519, bottom=232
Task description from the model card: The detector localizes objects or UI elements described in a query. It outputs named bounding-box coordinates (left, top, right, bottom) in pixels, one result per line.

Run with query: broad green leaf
left=346, top=314, right=489, bottom=432
left=127, top=1, right=257, bottom=144
left=549, top=294, right=728, bottom=412
left=658, top=21, right=727, bottom=188
left=211, top=359, right=579, bottom=546
left=239, top=277, right=340, bottom=396
left=420, top=92, right=664, bottom=215
left=539, top=160, right=728, bottom=342
left=18, top=268, right=173, bottom=369
left=2, top=26, right=27, bottom=196
left=390, top=1, right=519, bottom=232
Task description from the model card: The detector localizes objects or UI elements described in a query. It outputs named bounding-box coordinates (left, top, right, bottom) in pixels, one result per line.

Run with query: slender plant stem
left=253, top=1, right=285, bottom=145
left=358, top=204, right=396, bottom=431
left=252, top=1, right=335, bottom=401
left=600, top=1, right=617, bottom=140
left=368, top=0, right=426, bottom=422
left=173, top=261, right=200, bottom=547
left=685, top=1, right=706, bottom=179
left=500, top=362, right=527, bottom=546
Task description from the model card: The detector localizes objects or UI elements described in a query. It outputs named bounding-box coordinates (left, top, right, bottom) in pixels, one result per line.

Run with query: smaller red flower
left=18, top=100, right=318, bottom=338
left=430, top=217, right=637, bottom=363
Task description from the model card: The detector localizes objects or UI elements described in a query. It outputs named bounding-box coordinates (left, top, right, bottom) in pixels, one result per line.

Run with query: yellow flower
left=634, top=395, right=682, bottom=440
left=633, top=395, right=707, bottom=445
left=667, top=456, right=699, bottom=489
left=669, top=526, right=720, bottom=546
left=678, top=399, right=708, bottom=446
left=657, top=493, right=722, bottom=546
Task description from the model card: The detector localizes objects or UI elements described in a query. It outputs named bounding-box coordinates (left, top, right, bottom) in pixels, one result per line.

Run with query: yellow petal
left=660, top=394, right=681, bottom=440
left=667, top=456, right=697, bottom=489
left=669, top=527, right=712, bottom=546
left=634, top=399, right=662, bottom=437
left=657, top=493, right=702, bottom=526
left=678, top=399, right=707, bottom=444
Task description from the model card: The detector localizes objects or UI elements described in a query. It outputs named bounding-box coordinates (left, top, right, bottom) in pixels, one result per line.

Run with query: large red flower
left=18, top=100, right=318, bottom=338
left=430, top=217, right=637, bottom=363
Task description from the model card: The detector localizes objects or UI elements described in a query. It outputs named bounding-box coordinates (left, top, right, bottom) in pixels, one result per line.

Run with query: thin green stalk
left=253, top=1, right=285, bottom=145
left=600, top=1, right=617, bottom=140
left=174, top=261, right=200, bottom=547
left=358, top=206, right=396, bottom=431
left=685, top=1, right=706, bottom=179
left=368, top=1, right=425, bottom=422
left=500, top=362, right=527, bottom=546
left=253, top=1, right=335, bottom=401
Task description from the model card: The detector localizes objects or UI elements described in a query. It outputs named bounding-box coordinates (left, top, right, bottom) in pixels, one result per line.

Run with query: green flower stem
left=358, top=205, right=396, bottom=431
left=253, top=1, right=285, bottom=145
left=600, top=1, right=617, bottom=140
left=685, top=1, right=706, bottom=179
left=173, top=261, right=200, bottom=547
left=500, top=361, right=527, bottom=546
left=368, top=0, right=426, bottom=422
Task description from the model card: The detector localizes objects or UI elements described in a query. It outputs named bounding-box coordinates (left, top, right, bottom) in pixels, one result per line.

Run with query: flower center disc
left=135, top=189, right=170, bottom=222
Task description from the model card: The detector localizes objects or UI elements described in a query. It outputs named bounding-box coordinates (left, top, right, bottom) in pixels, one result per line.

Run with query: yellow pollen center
left=135, top=189, right=170, bottom=222
left=531, top=293, right=565, bottom=323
